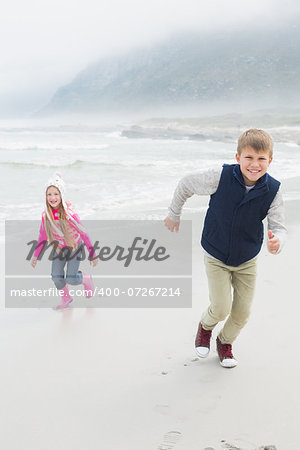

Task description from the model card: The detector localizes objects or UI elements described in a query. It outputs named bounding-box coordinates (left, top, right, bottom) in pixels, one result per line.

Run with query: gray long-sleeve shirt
left=168, top=167, right=287, bottom=253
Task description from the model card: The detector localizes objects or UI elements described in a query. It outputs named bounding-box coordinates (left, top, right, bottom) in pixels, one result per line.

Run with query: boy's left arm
left=266, top=189, right=287, bottom=254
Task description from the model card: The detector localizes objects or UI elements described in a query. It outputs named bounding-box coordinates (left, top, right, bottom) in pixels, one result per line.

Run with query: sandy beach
left=0, top=173, right=299, bottom=450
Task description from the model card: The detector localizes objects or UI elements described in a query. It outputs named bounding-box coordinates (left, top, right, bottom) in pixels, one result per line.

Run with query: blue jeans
left=51, top=244, right=84, bottom=290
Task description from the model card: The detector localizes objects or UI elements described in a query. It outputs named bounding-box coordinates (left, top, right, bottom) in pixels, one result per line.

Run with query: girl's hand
left=267, top=230, right=280, bottom=254
left=164, top=216, right=180, bottom=232
left=90, top=258, right=98, bottom=267
left=31, top=257, right=38, bottom=268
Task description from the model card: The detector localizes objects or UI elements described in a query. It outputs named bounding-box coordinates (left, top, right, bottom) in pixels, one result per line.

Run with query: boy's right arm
left=164, top=216, right=180, bottom=232
left=164, top=168, right=222, bottom=231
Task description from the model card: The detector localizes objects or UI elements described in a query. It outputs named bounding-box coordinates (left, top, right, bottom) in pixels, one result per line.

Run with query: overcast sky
left=0, top=0, right=299, bottom=116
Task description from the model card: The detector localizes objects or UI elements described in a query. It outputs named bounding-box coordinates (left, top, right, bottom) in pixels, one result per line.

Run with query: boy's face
left=236, top=146, right=273, bottom=186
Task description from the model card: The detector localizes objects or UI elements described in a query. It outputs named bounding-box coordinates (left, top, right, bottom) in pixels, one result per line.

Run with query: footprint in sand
left=154, top=404, right=169, bottom=416
left=157, top=431, right=182, bottom=450
left=220, top=442, right=242, bottom=449
left=218, top=442, right=277, bottom=450
left=256, top=447, right=277, bottom=450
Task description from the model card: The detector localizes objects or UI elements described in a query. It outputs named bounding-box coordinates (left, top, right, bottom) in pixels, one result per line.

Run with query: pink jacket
left=34, top=204, right=96, bottom=259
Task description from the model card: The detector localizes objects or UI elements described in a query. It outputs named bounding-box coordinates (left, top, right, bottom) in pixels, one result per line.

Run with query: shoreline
left=121, top=115, right=300, bottom=144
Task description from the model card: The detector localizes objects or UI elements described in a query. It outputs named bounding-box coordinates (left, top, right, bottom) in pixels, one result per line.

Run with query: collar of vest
left=232, top=164, right=269, bottom=191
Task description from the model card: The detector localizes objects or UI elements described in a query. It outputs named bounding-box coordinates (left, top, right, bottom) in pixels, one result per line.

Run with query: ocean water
left=1, top=124, right=300, bottom=224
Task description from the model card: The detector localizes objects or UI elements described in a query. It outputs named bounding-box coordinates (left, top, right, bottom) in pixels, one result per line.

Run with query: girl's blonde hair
left=45, top=187, right=76, bottom=250
left=237, top=129, right=273, bottom=157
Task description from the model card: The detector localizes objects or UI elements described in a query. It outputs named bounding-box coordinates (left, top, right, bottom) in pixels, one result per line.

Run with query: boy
left=164, top=129, right=286, bottom=368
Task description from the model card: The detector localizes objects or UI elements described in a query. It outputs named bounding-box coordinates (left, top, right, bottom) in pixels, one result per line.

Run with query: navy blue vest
left=201, top=164, right=280, bottom=266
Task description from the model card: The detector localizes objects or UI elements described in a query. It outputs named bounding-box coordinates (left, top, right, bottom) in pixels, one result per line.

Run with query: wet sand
left=0, top=181, right=299, bottom=449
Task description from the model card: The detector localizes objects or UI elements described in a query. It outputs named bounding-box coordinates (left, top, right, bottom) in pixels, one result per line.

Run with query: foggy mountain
left=41, top=24, right=300, bottom=116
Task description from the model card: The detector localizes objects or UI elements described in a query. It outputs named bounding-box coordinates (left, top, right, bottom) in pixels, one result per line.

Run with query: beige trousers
left=201, top=254, right=258, bottom=344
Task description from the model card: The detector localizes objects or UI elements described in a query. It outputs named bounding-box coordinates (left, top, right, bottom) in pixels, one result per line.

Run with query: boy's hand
left=267, top=230, right=280, bottom=254
left=31, top=257, right=37, bottom=268
left=164, top=216, right=180, bottom=232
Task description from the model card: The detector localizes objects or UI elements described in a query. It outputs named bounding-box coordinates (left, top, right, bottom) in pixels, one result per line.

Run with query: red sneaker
left=216, top=337, right=238, bottom=368
left=195, top=323, right=212, bottom=358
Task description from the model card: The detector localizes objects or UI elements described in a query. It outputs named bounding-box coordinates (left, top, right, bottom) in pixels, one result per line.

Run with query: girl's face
left=46, top=186, right=62, bottom=209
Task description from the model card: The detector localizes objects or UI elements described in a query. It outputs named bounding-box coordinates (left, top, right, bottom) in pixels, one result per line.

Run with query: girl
left=31, top=173, right=98, bottom=309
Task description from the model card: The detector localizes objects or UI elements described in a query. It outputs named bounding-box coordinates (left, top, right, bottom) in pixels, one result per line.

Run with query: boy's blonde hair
left=237, top=129, right=273, bottom=157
